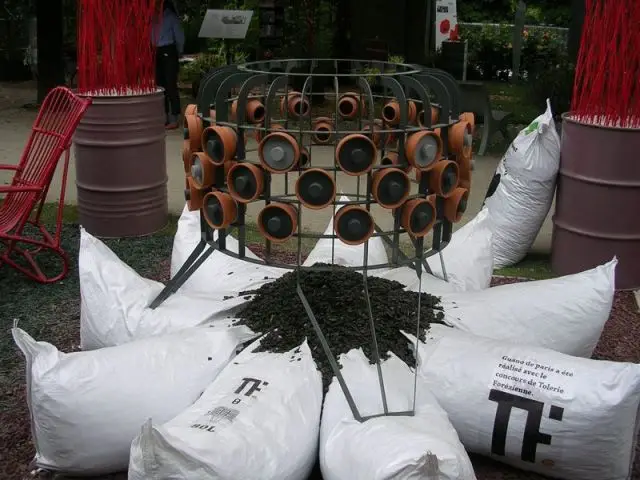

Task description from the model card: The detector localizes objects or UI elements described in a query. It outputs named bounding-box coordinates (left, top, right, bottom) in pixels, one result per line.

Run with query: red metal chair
left=0, top=87, right=92, bottom=283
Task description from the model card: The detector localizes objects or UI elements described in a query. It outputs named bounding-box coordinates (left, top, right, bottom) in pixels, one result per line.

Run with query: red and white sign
left=435, top=0, right=459, bottom=49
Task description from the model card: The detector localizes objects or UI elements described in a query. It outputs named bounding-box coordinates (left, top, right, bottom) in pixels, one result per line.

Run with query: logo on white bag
left=489, top=389, right=564, bottom=463
left=234, top=377, right=268, bottom=397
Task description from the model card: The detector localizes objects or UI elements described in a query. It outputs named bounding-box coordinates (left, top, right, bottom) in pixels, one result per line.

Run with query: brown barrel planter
left=74, top=90, right=168, bottom=237
left=551, top=116, right=640, bottom=290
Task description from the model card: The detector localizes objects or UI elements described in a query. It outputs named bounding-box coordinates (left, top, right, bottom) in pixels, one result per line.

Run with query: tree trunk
left=36, top=0, right=65, bottom=103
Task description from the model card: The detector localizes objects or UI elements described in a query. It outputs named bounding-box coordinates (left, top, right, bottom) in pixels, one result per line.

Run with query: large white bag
left=170, top=205, right=287, bottom=296
left=13, top=325, right=253, bottom=475
left=79, top=227, right=252, bottom=350
left=129, top=339, right=323, bottom=480
left=408, top=325, right=640, bottom=480
left=372, top=208, right=493, bottom=294
left=438, top=258, right=616, bottom=357
left=320, top=349, right=476, bottom=480
left=303, top=195, right=389, bottom=268
left=483, top=99, right=561, bottom=268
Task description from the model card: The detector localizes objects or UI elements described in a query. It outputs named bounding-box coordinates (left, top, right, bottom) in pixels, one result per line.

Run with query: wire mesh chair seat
left=0, top=86, right=92, bottom=283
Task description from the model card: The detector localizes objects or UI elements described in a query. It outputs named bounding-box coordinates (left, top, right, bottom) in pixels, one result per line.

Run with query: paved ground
left=0, top=81, right=553, bottom=252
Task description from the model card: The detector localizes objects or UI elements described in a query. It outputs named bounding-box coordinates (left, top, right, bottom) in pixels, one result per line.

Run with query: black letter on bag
left=234, top=377, right=264, bottom=396
left=488, top=389, right=561, bottom=463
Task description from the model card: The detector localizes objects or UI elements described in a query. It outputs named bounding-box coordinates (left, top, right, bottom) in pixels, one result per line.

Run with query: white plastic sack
left=303, top=195, right=389, bottom=268
left=438, top=258, right=616, bottom=357
left=483, top=99, right=561, bottom=268
left=170, top=204, right=287, bottom=295
left=129, top=339, right=323, bottom=480
left=320, top=349, right=476, bottom=480
left=13, top=325, right=253, bottom=475
left=372, top=208, right=493, bottom=293
left=79, top=227, right=253, bottom=350
left=408, top=325, right=640, bottom=480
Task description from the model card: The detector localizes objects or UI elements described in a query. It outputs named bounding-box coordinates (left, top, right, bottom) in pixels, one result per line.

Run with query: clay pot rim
left=335, top=133, right=378, bottom=176
left=402, top=197, right=436, bottom=237
left=405, top=130, right=443, bottom=170
left=186, top=115, right=204, bottom=151
left=295, top=168, right=336, bottom=210
left=334, top=204, right=375, bottom=246
left=189, top=151, right=217, bottom=190
left=444, top=187, right=469, bottom=223
left=258, top=131, right=301, bottom=173
left=429, top=159, right=460, bottom=197
left=184, top=104, right=198, bottom=116
left=258, top=202, right=298, bottom=243
left=185, top=177, right=205, bottom=211
left=202, top=125, right=237, bottom=166
left=202, top=191, right=238, bottom=229
left=372, top=167, right=411, bottom=209
left=226, top=162, right=265, bottom=203
left=382, top=100, right=401, bottom=124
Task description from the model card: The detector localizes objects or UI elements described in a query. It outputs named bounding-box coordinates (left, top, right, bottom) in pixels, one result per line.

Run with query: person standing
left=153, top=0, right=185, bottom=129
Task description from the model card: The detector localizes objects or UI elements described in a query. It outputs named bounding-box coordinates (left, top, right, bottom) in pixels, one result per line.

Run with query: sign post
left=198, top=9, right=254, bottom=65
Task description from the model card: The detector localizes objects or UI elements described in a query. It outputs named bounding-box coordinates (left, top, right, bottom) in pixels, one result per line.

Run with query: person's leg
left=164, top=46, right=181, bottom=128
left=156, top=48, right=170, bottom=124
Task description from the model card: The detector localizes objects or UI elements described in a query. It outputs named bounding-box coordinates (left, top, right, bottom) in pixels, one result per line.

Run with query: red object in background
left=571, top=0, right=640, bottom=127
left=449, top=24, right=459, bottom=41
left=440, top=19, right=450, bottom=35
left=77, top=0, right=162, bottom=95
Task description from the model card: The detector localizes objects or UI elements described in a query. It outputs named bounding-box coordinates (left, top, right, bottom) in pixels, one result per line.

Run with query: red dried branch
left=571, top=0, right=640, bottom=127
left=77, top=0, right=163, bottom=95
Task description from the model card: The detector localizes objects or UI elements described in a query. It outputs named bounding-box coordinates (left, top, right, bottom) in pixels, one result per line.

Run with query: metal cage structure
left=151, top=59, right=475, bottom=422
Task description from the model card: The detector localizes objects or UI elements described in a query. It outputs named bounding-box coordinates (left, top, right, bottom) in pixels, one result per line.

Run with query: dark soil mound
left=234, top=264, right=444, bottom=390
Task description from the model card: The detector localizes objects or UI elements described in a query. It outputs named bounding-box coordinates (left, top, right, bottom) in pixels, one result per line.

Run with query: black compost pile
left=234, top=264, right=444, bottom=390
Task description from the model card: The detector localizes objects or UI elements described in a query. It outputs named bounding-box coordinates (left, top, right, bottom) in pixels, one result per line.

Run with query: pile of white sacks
left=12, top=103, right=640, bottom=479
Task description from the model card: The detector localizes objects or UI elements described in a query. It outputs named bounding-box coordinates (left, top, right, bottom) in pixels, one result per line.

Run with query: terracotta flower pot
left=449, top=121, right=473, bottom=157
left=372, top=168, right=411, bottom=209
left=202, top=191, right=238, bottom=229
left=184, top=114, right=204, bottom=152
left=182, top=140, right=192, bottom=174
left=189, top=152, right=217, bottom=189
left=338, top=92, right=365, bottom=119
left=456, top=149, right=473, bottom=190
left=380, top=151, right=412, bottom=173
left=185, top=177, right=205, bottom=212
left=280, top=91, right=310, bottom=118
left=227, top=162, right=265, bottom=203
left=405, top=130, right=442, bottom=170
left=296, top=168, right=336, bottom=209
left=400, top=197, right=436, bottom=237
left=258, top=202, right=298, bottom=243
left=459, top=112, right=475, bottom=133
left=418, top=106, right=440, bottom=127
left=428, top=160, right=459, bottom=197
left=231, top=98, right=266, bottom=124
left=300, top=146, right=310, bottom=166
left=201, top=125, right=238, bottom=165
left=334, top=205, right=375, bottom=245
left=363, top=120, right=386, bottom=148
left=335, top=134, right=377, bottom=176
left=444, top=187, right=469, bottom=223
left=382, top=99, right=417, bottom=125
left=258, top=131, right=301, bottom=173
left=184, top=104, right=198, bottom=116
left=312, top=117, right=334, bottom=145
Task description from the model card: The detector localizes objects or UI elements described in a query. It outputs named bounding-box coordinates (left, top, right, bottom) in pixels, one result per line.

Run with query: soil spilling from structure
left=235, top=264, right=445, bottom=390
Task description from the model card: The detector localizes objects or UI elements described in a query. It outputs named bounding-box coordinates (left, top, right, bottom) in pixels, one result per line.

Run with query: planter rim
left=76, top=87, right=164, bottom=100
left=561, top=112, right=640, bottom=132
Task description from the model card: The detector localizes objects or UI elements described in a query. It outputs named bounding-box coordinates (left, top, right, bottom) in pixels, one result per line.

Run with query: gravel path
left=1, top=227, right=638, bottom=479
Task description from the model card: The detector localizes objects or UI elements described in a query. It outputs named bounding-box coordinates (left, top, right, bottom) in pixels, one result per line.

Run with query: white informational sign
left=435, top=0, right=458, bottom=49
left=198, top=9, right=254, bottom=40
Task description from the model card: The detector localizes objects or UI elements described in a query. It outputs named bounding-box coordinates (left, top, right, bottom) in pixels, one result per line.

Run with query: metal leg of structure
left=149, top=240, right=215, bottom=309
left=374, top=223, right=434, bottom=276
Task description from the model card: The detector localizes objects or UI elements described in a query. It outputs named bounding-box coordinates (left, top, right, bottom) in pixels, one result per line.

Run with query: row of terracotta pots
left=197, top=187, right=467, bottom=246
